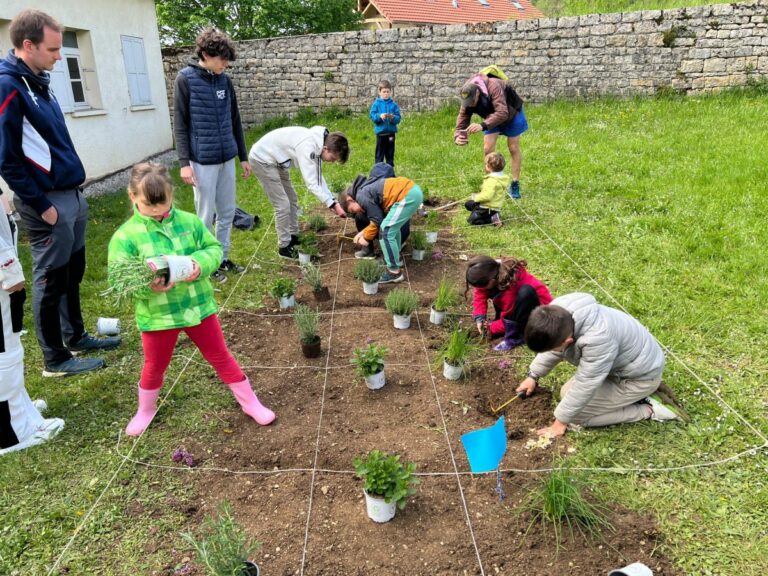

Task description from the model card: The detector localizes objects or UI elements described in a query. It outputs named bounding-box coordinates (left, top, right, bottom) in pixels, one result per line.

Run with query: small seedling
left=305, top=214, right=327, bottom=232
left=353, top=450, right=419, bottom=510
left=298, top=231, right=320, bottom=256
left=269, top=277, right=296, bottom=299
left=352, top=343, right=387, bottom=377
left=354, top=259, right=385, bottom=284
left=410, top=230, right=429, bottom=251
left=293, top=304, right=320, bottom=344
left=520, top=468, right=613, bottom=553
left=301, top=263, right=324, bottom=292
left=181, top=501, right=261, bottom=576
left=432, top=277, right=460, bottom=312
left=384, top=287, right=420, bottom=317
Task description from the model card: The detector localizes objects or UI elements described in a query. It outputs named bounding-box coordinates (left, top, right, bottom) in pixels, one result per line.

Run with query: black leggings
left=502, top=284, right=541, bottom=328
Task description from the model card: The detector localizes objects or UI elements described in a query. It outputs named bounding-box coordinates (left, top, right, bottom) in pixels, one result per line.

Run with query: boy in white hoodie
left=249, top=126, right=349, bottom=258
left=0, top=190, right=64, bottom=456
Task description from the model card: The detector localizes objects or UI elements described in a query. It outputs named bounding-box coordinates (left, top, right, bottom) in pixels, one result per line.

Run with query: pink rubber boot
left=126, top=386, right=161, bottom=436
left=228, top=378, right=275, bottom=425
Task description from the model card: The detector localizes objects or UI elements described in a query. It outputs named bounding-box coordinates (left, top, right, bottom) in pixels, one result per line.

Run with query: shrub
left=354, top=259, right=385, bottom=284
left=353, top=450, right=419, bottom=510
left=180, top=501, right=260, bottom=576
left=269, top=277, right=296, bottom=299
left=293, top=304, right=320, bottom=344
left=424, top=210, right=440, bottom=231
left=410, top=230, right=429, bottom=251
left=305, top=214, right=327, bottom=232
left=384, top=288, right=420, bottom=317
left=297, top=231, right=319, bottom=256
left=352, top=343, right=387, bottom=377
left=520, top=468, right=613, bottom=551
left=301, top=263, right=324, bottom=292
left=433, top=277, right=460, bottom=312
left=105, top=256, right=166, bottom=304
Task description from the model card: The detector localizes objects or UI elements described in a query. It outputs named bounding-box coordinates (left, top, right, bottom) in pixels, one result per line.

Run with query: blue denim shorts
left=484, top=107, right=529, bottom=138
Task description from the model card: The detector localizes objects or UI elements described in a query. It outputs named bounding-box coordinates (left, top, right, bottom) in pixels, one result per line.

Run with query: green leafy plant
left=520, top=468, right=613, bottom=552
left=104, top=255, right=166, bottom=304
left=269, top=277, right=296, bottom=299
left=353, top=259, right=385, bottom=284
left=433, top=277, right=460, bottom=312
left=410, top=230, right=429, bottom=251
left=293, top=304, right=320, bottom=345
left=180, top=501, right=260, bottom=576
left=384, top=287, right=420, bottom=317
left=353, top=450, right=419, bottom=510
left=424, top=210, right=440, bottom=231
left=305, top=214, right=327, bottom=232
left=297, top=231, right=320, bottom=256
left=438, top=327, right=480, bottom=368
left=301, top=262, right=324, bottom=292
left=352, top=343, right=387, bottom=377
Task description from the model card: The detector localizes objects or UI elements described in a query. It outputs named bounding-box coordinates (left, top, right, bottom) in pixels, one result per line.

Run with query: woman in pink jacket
left=465, top=255, right=552, bottom=351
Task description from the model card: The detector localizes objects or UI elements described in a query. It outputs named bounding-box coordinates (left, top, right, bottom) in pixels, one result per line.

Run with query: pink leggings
left=139, top=314, right=244, bottom=390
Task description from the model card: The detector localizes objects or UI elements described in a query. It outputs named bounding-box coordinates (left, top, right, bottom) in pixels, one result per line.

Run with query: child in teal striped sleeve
left=108, top=163, right=275, bottom=436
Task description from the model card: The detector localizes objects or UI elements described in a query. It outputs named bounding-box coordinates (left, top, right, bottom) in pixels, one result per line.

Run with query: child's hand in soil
left=537, top=419, right=567, bottom=438
left=150, top=276, right=174, bottom=292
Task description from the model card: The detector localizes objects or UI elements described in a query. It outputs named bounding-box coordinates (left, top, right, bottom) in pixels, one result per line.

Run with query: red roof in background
left=364, top=0, right=544, bottom=25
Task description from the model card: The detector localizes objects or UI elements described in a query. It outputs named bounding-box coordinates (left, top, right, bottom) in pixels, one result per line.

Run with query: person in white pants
left=0, top=190, right=64, bottom=456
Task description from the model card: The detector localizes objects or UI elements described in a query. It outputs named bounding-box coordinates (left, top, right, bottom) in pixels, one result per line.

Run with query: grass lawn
left=1, top=86, right=767, bottom=575
left=534, top=0, right=725, bottom=17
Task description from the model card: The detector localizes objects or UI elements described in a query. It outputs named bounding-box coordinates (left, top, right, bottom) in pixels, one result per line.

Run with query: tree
left=155, top=0, right=361, bottom=45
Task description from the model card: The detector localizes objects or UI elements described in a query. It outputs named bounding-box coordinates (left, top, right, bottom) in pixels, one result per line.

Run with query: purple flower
left=498, top=359, right=512, bottom=370
left=171, top=448, right=185, bottom=463
left=365, top=336, right=374, bottom=344
left=182, top=453, right=197, bottom=467
left=431, top=251, right=443, bottom=262
left=173, top=564, right=193, bottom=576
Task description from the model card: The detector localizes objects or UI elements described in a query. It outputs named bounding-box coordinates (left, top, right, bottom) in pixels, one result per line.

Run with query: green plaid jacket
left=108, top=206, right=222, bottom=332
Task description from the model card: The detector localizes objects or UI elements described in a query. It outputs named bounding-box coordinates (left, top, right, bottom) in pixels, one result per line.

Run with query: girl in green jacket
left=108, top=163, right=275, bottom=436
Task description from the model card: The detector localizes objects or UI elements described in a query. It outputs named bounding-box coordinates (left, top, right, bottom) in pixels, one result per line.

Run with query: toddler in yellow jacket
left=465, top=152, right=509, bottom=226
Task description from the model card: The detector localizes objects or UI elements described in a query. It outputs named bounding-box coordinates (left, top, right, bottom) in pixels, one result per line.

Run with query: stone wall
left=162, top=1, right=768, bottom=128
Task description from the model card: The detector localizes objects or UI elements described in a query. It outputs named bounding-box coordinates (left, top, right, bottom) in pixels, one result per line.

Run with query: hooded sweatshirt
left=0, top=51, right=86, bottom=215
left=350, top=163, right=415, bottom=241
left=528, top=293, right=666, bottom=424
left=249, top=126, right=335, bottom=207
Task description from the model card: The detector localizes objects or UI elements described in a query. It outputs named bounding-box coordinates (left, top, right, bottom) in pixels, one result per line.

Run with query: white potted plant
left=430, top=277, right=460, bottom=325
left=296, top=231, right=320, bottom=265
left=439, top=327, right=477, bottom=381
left=424, top=211, right=439, bottom=244
left=353, top=343, right=387, bottom=390
left=181, top=501, right=261, bottom=576
left=270, top=277, right=296, bottom=309
left=409, top=230, right=429, bottom=261
left=354, top=259, right=385, bottom=295
left=353, top=450, right=419, bottom=523
left=384, top=288, right=420, bottom=329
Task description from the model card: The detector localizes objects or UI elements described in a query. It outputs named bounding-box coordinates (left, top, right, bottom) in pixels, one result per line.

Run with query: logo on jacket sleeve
left=216, top=90, right=226, bottom=100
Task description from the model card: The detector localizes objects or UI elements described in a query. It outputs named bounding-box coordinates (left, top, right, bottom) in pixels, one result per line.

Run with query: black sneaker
left=43, top=356, right=106, bottom=378
left=219, top=259, right=245, bottom=274
left=278, top=245, right=297, bottom=259
left=289, top=235, right=300, bottom=247
left=69, top=333, right=121, bottom=353
left=211, top=269, right=228, bottom=283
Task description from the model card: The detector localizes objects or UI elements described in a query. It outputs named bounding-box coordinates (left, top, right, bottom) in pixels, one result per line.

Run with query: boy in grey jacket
left=516, top=293, right=686, bottom=437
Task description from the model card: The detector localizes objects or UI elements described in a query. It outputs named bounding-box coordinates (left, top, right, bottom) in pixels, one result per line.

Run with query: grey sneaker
left=211, top=269, right=228, bottom=283
left=69, top=333, right=121, bottom=353
left=355, top=244, right=375, bottom=259
left=43, top=357, right=105, bottom=378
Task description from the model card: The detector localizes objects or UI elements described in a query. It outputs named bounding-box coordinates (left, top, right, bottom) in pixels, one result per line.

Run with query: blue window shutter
left=121, top=36, right=152, bottom=106
left=49, top=60, right=74, bottom=113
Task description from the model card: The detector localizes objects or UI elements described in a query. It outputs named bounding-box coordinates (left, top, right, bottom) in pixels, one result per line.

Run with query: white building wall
left=0, top=0, right=172, bottom=182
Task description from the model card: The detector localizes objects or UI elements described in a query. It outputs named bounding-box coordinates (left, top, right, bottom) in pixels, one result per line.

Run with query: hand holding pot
left=150, top=275, right=174, bottom=292
left=185, top=260, right=201, bottom=282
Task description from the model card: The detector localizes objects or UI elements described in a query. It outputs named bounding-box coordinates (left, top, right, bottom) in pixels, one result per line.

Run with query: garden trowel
left=489, top=390, right=527, bottom=415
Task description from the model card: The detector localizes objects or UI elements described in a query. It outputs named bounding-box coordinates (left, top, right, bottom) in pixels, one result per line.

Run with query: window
left=49, top=30, right=91, bottom=112
left=121, top=36, right=152, bottom=106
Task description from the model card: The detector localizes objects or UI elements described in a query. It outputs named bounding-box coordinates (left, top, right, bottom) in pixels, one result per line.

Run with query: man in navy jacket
left=0, top=9, right=119, bottom=377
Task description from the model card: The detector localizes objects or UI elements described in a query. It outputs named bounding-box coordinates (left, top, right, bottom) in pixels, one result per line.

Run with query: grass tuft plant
left=520, top=468, right=613, bottom=552
left=433, top=277, right=460, bottom=312
left=293, top=304, right=320, bottom=345
left=353, top=259, right=385, bottom=284
left=180, top=500, right=260, bottom=576
left=437, top=326, right=481, bottom=369
left=384, top=287, right=420, bottom=317
left=410, top=230, right=429, bottom=251
left=353, top=450, right=420, bottom=510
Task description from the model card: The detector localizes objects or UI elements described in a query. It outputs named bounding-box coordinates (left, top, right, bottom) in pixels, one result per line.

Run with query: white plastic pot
left=298, top=252, right=312, bottom=265
left=278, top=294, right=296, bottom=309
left=363, top=281, right=379, bottom=295
left=443, top=360, right=463, bottom=380
left=96, top=317, right=121, bottom=336
left=429, top=307, right=446, bottom=325
left=411, top=249, right=425, bottom=261
left=608, top=563, right=653, bottom=576
left=364, top=490, right=397, bottom=523
left=165, top=255, right=196, bottom=282
left=392, top=314, right=411, bottom=329
left=425, top=231, right=438, bottom=244
left=364, top=369, right=385, bottom=390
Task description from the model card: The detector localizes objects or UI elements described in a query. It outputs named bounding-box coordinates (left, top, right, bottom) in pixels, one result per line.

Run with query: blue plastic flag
left=460, top=416, right=507, bottom=473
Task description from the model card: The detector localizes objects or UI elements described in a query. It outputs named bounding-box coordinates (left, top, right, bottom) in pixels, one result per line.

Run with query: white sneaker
left=647, top=394, right=681, bottom=422
left=32, top=399, right=48, bottom=413
left=0, top=417, right=65, bottom=456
